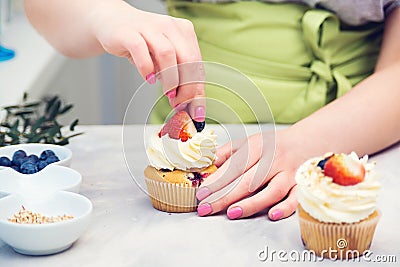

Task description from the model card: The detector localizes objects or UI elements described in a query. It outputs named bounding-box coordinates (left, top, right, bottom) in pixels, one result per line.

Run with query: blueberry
left=317, top=157, right=332, bottom=170
left=40, top=150, right=56, bottom=161
left=45, top=155, right=60, bottom=165
left=193, top=120, right=205, bottom=132
left=37, top=160, right=48, bottom=171
left=188, top=172, right=204, bottom=187
left=20, top=161, right=38, bottom=174
left=27, top=154, right=39, bottom=164
left=13, top=150, right=27, bottom=159
left=0, top=156, right=12, bottom=167
left=12, top=150, right=27, bottom=166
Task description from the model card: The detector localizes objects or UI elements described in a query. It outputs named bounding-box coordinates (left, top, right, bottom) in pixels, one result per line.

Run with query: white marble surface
left=0, top=125, right=399, bottom=267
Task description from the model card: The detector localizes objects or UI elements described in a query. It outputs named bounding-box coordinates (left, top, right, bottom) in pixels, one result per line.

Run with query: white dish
left=0, top=164, right=82, bottom=198
left=0, top=143, right=72, bottom=168
left=0, top=191, right=92, bottom=255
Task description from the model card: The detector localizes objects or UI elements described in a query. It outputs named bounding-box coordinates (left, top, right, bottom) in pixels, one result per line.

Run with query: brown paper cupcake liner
left=144, top=178, right=198, bottom=213
left=298, top=206, right=380, bottom=259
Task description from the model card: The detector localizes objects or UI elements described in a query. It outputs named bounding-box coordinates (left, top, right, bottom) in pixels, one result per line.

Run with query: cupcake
left=295, top=152, right=381, bottom=259
left=145, top=111, right=217, bottom=212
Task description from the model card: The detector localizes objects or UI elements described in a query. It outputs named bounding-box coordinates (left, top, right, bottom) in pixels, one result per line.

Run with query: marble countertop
left=0, top=125, right=399, bottom=267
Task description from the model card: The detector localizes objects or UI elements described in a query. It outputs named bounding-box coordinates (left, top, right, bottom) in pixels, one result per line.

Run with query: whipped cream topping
left=295, top=152, right=381, bottom=223
left=146, top=128, right=217, bottom=171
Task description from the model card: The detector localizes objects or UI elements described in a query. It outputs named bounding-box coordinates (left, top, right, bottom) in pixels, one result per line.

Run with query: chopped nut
left=7, top=206, right=74, bottom=224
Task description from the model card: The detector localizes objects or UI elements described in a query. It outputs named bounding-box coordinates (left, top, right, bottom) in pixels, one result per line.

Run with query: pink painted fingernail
left=196, top=187, right=211, bottom=201
left=270, top=209, right=283, bottom=221
left=197, top=203, right=212, bottom=216
left=227, top=206, right=243, bottom=220
left=146, top=73, right=156, bottom=84
left=194, top=106, right=205, bottom=121
left=165, top=90, right=176, bottom=99
left=174, top=102, right=187, bottom=111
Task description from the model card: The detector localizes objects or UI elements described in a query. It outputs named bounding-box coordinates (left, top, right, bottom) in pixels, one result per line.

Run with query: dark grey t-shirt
left=191, top=0, right=400, bottom=26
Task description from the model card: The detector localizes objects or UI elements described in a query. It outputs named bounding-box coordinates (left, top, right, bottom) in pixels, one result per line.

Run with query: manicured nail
left=146, top=73, right=156, bottom=84
left=227, top=206, right=243, bottom=220
left=270, top=209, right=283, bottom=221
left=174, top=102, right=187, bottom=111
left=165, top=89, right=176, bottom=99
left=197, top=203, right=212, bottom=216
left=194, top=106, right=205, bottom=121
left=196, top=187, right=211, bottom=201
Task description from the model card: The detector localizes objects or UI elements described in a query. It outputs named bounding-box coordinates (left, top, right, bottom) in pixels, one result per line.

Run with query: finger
left=165, top=19, right=205, bottom=118
left=143, top=33, right=179, bottom=97
left=214, top=137, right=246, bottom=167
left=204, top=135, right=263, bottom=191
left=197, top=161, right=260, bottom=216
left=248, top=131, right=275, bottom=193
left=171, top=63, right=205, bottom=121
left=226, top=172, right=296, bottom=220
left=267, top=185, right=298, bottom=221
left=196, top=136, right=258, bottom=201
left=123, top=32, right=155, bottom=82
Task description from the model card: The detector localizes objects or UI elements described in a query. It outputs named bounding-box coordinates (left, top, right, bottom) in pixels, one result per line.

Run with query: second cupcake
left=295, top=152, right=381, bottom=259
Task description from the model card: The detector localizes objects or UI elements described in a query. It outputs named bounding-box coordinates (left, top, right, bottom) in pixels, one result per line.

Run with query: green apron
left=151, top=1, right=383, bottom=123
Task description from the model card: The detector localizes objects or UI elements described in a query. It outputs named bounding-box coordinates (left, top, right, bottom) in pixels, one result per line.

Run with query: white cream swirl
left=295, top=152, right=381, bottom=223
left=146, top=128, right=217, bottom=171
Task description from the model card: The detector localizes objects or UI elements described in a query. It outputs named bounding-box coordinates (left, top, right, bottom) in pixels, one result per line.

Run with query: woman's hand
left=89, top=1, right=205, bottom=120
left=196, top=129, right=311, bottom=221
left=25, top=0, right=206, bottom=121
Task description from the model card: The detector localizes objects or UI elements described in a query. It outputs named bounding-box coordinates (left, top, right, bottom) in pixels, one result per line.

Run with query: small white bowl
left=0, top=165, right=82, bottom=198
left=0, top=191, right=92, bottom=255
left=0, top=143, right=72, bottom=168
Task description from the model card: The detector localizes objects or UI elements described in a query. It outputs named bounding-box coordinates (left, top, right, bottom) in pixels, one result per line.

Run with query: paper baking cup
left=298, top=206, right=381, bottom=259
left=144, top=178, right=198, bottom=213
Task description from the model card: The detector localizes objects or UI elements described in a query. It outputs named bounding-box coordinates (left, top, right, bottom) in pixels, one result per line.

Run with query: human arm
left=24, top=0, right=205, bottom=120
left=196, top=8, right=400, bottom=220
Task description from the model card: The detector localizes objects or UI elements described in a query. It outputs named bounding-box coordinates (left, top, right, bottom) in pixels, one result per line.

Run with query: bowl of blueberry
left=0, top=144, right=72, bottom=174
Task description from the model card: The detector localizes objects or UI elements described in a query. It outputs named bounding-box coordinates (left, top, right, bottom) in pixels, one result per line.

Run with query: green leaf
left=28, top=133, right=45, bottom=143
left=23, top=118, right=31, bottom=132
left=11, top=119, right=20, bottom=131
left=1, top=122, right=11, bottom=128
left=8, top=131, right=19, bottom=140
left=21, top=101, right=41, bottom=108
left=47, top=99, right=61, bottom=120
left=49, top=124, right=61, bottom=137
left=15, top=110, right=34, bottom=116
left=1, top=93, right=83, bottom=146
left=31, top=116, right=45, bottom=132
left=59, top=104, right=74, bottom=115
left=56, top=138, right=69, bottom=146
left=70, top=119, right=79, bottom=131
left=3, top=105, right=21, bottom=110
left=44, top=95, right=58, bottom=114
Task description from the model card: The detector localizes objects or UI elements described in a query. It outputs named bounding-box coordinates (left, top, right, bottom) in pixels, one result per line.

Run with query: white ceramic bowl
left=0, top=143, right=72, bottom=168
left=0, top=191, right=92, bottom=255
left=0, top=165, right=82, bottom=198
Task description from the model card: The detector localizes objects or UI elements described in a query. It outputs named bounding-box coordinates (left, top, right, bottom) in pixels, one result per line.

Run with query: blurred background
left=0, top=0, right=166, bottom=124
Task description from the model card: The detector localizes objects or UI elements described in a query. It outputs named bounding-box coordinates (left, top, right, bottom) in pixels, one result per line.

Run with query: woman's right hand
left=89, top=1, right=206, bottom=121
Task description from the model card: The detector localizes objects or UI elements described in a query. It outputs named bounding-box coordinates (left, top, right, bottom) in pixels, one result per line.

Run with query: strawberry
left=324, top=154, right=365, bottom=186
left=159, top=111, right=197, bottom=142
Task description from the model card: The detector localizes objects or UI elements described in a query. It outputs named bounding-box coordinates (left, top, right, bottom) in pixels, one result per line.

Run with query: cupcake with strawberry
left=145, top=111, right=217, bottom=212
left=295, top=152, right=381, bottom=259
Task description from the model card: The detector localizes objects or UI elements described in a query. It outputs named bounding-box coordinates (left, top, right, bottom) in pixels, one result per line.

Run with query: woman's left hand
left=196, top=129, right=311, bottom=221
